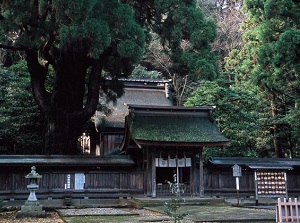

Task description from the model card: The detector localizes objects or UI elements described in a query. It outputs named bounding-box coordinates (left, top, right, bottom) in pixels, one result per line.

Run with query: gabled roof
left=95, top=79, right=172, bottom=129
left=121, top=105, right=229, bottom=149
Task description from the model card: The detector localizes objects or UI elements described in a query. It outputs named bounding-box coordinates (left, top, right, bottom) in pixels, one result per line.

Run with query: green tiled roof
left=127, top=114, right=228, bottom=143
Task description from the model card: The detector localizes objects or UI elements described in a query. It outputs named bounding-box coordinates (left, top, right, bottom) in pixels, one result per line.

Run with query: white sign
left=75, top=173, right=85, bottom=190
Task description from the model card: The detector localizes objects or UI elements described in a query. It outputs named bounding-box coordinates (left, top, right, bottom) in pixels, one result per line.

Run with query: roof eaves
left=248, top=165, right=293, bottom=170
left=0, top=155, right=134, bottom=166
left=133, top=140, right=229, bottom=148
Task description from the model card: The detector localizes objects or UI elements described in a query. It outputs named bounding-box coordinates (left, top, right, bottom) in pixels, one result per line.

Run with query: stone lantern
left=16, top=166, right=46, bottom=218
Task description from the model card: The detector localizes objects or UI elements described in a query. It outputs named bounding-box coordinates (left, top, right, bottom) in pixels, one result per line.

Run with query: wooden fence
left=276, top=198, right=300, bottom=223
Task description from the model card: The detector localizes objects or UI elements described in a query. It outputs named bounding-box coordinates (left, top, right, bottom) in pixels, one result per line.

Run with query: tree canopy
left=0, top=62, right=44, bottom=154
left=4, top=0, right=300, bottom=158
left=125, top=0, right=218, bottom=105
left=0, top=0, right=145, bottom=154
left=0, top=0, right=218, bottom=154
left=224, top=0, right=300, bottom=157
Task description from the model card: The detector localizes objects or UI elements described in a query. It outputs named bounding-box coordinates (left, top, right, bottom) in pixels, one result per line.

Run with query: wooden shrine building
left=0, top=79, right=229, bottom=201
left=120, top=105, right=229, bottom=197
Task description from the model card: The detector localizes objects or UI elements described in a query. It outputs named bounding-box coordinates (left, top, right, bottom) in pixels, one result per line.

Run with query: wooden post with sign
left=232, top=164, right=242, bottom=206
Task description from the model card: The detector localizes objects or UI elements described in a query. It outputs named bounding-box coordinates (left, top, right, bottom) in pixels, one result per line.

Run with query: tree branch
left=0, top=44, right=27, bottom=51
left=25, top=49, right=51, bottom=117
left=41, top=32, right=56, bottom=64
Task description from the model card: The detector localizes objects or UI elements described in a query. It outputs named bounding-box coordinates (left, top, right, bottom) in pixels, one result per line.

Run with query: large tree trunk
left=45, top=116, right=82, bottom=155
left=26, top=49, right=100, bottom=155
left=270, top=94, right=283, bottom=158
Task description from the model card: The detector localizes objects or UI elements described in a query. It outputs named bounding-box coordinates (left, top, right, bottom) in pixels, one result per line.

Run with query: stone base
left=16, top=201, right=46, bottom=218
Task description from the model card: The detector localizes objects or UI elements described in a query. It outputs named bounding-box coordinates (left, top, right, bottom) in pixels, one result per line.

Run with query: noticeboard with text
left=232, top=164, right=242, bottom=177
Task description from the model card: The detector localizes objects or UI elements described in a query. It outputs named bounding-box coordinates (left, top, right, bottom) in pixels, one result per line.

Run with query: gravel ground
left=0, top=211, right=64, bottom=223
left=58, top=207, right=181, bottom=223
left=0, top=208, right=174, bottom=223
left=0, top=205, right=276, bottom=223
left=57, top=207, right=134, bottom=216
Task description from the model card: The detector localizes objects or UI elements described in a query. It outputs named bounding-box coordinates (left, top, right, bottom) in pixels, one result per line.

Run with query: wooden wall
left=101, top=133, right=123, bottom=156
left=1, top=166, right=300, bottom=200
left=204, top=168, right=300, bottom=197
left=203, top=169, right=256, bottom=196
left=0, top=167, right=143, bottom=200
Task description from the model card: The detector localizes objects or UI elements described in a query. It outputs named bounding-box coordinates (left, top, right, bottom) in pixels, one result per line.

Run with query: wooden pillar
left=191, top=153, right=196, bottom=194
left=100, top=133, right=104, bottom=157
left=146, top=147, right=151, bottom=196
left=143, top=148, right=147, bottom=196
left=11, top=167, right=16, bottom=200
left=90, top=131, right=96, bottom=155
left=151, top=151, right=156, bottom=197
left=199, top=147, right=204, bottom=197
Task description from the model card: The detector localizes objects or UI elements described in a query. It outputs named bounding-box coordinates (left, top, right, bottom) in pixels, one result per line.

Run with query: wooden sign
left=232, top=164, right=242, bottom=177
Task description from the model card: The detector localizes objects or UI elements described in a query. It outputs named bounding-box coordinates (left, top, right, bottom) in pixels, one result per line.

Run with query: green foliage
left=0, top=0, right=145, bottom=60
left=1, top=1, right=219, bottom=154
left=164, top=173, right=188, bottom=223
left=130, top=65, right=162, bottom=79
left=186, top=77, right=265, bottom=158
left=0, top=62, right=44, bottom=154
left=0, top=0, right=146, bottom=154
left=127, top=0, right=218, bottom=105
left=224, top=0, right=300, bottom=157
left=155, top=0, right=218, bottom=81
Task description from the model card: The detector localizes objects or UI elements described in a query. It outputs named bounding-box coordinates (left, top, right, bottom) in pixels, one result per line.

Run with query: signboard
left=232, top=164, right=242, bottom=177
left=75, top=173, right=85, bottom=190
left=232, top=164, right=242, bottom=206
left=65, top=174, right=71, bottom=189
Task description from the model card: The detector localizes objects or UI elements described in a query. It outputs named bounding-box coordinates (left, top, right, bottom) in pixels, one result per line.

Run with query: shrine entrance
left=155, top=156, right=192, bottom=195
left=156, top=167, right=190, bottom=195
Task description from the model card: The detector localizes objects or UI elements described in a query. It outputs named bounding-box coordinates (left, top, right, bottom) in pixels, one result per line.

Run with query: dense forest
left=0, top=0, right=299, bottom=158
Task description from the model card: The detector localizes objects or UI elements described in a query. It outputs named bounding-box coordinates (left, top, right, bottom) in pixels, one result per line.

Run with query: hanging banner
left=155, top=157, right=192, bottom=167
left=168, top=158, right=176, bottom=167
left=185, top=158, right=191, bottom=167
left=178, top=159, right=185, bottom=167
